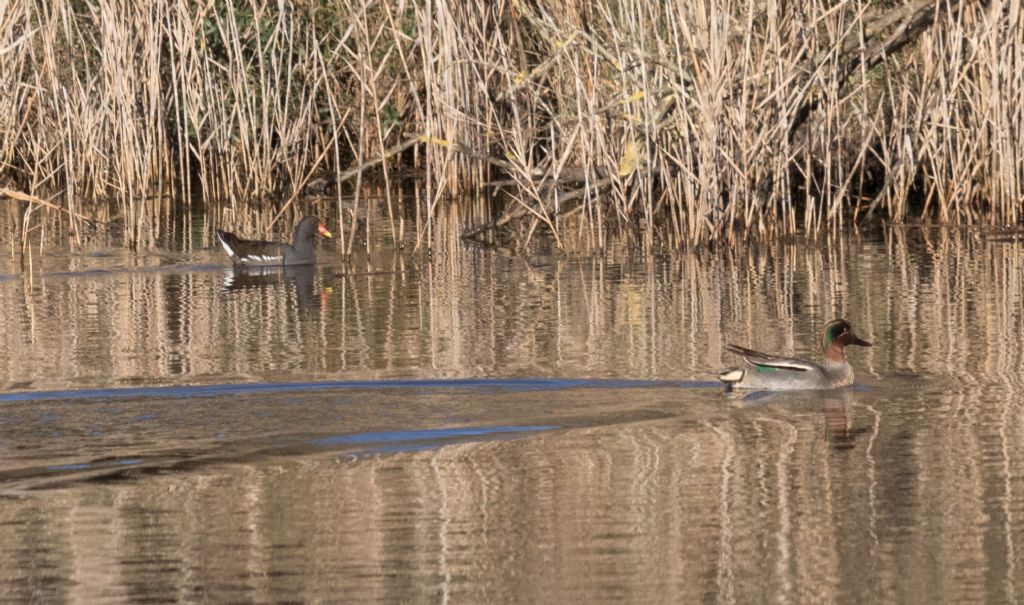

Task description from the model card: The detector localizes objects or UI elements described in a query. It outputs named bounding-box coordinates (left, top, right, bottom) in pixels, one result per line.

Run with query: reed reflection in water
left=0, top=227, right=1023, bottom=602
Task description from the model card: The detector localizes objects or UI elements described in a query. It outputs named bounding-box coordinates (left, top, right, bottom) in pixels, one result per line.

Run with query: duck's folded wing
left=724, top=344, right=813, bottom=372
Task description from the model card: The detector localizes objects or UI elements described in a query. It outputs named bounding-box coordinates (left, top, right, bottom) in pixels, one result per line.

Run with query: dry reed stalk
left=1, top=0, right=1020, bottom=253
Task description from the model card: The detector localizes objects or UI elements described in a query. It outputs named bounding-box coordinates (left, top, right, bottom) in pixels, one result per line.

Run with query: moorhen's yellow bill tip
left=319, top=224, right=333, bottom=238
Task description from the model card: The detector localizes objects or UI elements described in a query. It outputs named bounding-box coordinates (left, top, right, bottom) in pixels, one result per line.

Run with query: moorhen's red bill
left=216, top=216, right=332, bottom=266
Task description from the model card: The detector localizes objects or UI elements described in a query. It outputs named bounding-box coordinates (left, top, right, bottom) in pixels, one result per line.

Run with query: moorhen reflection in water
left=221, top=264, right=323, bottom=310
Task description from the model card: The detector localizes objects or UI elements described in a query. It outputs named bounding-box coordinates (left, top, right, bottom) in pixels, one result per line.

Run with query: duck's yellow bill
left=318, top=224, right=333, bottom=238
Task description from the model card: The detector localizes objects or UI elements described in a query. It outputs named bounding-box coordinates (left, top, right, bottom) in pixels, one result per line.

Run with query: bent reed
left=0, top=0, right=1020, bottom=251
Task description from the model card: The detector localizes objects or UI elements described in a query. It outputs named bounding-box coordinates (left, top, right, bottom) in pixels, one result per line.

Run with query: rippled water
left=1, top=225, right=1024, bottom=602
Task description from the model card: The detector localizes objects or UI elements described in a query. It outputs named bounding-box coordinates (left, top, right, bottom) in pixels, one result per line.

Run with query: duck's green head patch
left=823, top=319, right=851, bottom=349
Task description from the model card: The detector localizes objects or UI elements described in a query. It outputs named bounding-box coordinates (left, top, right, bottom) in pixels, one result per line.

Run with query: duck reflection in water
left=726, top=389, right=871, bottom=450
left=221, top=264, right=325, bottom=310
left=823, top=392, right=874, bottom=449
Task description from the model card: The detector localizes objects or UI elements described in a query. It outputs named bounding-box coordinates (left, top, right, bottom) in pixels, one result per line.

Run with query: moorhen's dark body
left=216, top=216, right=332, bottom=266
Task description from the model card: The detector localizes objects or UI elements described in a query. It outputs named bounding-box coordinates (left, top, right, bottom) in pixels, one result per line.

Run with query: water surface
left=1, top=226, right=1023, bottom=602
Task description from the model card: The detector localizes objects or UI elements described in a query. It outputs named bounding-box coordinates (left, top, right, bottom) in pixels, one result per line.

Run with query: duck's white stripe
left=752, top=361, right=812, bottom=372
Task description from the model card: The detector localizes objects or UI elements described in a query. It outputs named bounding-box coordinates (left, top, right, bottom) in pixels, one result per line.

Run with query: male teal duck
left=718, top=319, right=872, bottom=391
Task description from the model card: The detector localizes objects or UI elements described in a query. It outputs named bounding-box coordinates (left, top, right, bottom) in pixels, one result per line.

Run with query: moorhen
left=216, top=215, right=332, bottom=266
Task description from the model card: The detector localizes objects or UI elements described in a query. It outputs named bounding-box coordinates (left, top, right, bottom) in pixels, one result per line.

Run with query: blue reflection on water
left=47, top=462, right=92, bottom=471
left=312, top=424, right=558, bottom=447
left=46, top=458, right=142, bottom=472
left=1, top=378, right=711, bottom=404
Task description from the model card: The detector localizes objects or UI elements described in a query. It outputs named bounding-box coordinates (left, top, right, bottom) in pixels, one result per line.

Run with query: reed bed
left=0, top=0, right=1020, bottom=251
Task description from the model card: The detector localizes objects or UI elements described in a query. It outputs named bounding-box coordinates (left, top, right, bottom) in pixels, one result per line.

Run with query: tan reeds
left=0, top=0, right=1020, bottom=252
